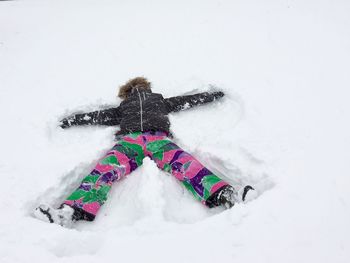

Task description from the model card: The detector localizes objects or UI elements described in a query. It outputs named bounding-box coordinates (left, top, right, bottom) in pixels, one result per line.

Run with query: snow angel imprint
left=34, top=77, right=255, bottom=227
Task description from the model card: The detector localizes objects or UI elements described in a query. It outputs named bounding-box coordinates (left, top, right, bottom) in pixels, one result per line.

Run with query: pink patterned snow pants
left=64, top=131, right=229, bottom=218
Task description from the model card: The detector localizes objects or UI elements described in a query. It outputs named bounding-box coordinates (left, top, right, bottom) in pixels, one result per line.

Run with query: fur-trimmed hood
left=118, top=77, right=152, bottom=99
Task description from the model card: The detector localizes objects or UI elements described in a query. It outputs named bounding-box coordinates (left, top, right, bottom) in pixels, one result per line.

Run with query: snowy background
left=0, top=0, right=349, bottom=262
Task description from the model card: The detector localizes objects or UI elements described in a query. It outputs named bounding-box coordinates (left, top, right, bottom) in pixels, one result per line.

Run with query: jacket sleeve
left=60, top=107, right=122, bottom=129
left=164, top=91, right=225, bottom=113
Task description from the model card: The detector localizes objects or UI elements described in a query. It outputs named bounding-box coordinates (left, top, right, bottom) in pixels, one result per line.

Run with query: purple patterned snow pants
left=64, top=131, right=230, bottom=218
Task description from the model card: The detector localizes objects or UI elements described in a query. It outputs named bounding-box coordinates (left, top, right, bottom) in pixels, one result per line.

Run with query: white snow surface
left=1, top=0, right=349, bottom=262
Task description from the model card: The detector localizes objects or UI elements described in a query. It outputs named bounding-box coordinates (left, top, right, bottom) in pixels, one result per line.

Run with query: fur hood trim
left=118, top=77, right=152, bottom=99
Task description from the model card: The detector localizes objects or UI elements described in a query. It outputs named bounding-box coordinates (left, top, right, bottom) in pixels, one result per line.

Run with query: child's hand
left=212, top=91, right=225, bottom=99
left=59, top=118, right=70, bottom=129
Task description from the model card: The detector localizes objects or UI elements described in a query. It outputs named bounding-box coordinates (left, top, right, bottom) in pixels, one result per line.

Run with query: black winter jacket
left=60, top=89, right=224, bottom=135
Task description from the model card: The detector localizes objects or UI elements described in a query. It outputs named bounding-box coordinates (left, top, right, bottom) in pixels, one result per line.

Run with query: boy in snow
left=34, top=77, right=254, bottom=226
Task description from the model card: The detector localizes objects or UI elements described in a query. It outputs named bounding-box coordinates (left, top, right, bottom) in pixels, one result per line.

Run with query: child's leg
left=64, top=133, right=145, bottom=220
left=145, top=136, right=230, bottom=206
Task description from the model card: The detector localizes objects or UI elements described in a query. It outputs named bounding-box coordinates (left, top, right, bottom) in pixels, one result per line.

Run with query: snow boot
left=34, top=204, right=75, bottom=227
left=218, top=185, right=257, bottom=207
left=217, top=185, right=238, bottom=208
left=206, top=185, right=238, bottom=208
left=206, top=185, right=257, bottom=208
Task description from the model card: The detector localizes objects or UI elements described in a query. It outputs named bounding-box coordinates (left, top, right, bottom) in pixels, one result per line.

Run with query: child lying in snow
left=34, top=77, right=255, bottom=227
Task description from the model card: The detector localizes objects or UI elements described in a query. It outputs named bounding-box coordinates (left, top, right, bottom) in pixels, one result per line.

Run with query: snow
left=0, top=0, right=350, bottom=262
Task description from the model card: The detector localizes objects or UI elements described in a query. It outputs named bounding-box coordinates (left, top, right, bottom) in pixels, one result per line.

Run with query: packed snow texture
left=0, top=0, right=349, bottom=262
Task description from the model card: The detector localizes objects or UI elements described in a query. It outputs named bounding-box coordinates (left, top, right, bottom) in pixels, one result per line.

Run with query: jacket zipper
left=137, top=88, right=143, bottom=131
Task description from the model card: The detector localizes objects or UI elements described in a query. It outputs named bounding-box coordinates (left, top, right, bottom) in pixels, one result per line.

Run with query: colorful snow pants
left=64, top=131, right=229, bottom=219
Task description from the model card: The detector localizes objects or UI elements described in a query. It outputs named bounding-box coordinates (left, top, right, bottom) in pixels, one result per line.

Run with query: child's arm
left=164, top=91, right=224, bottom=113
left=60, top=107, right=122, bottom=129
